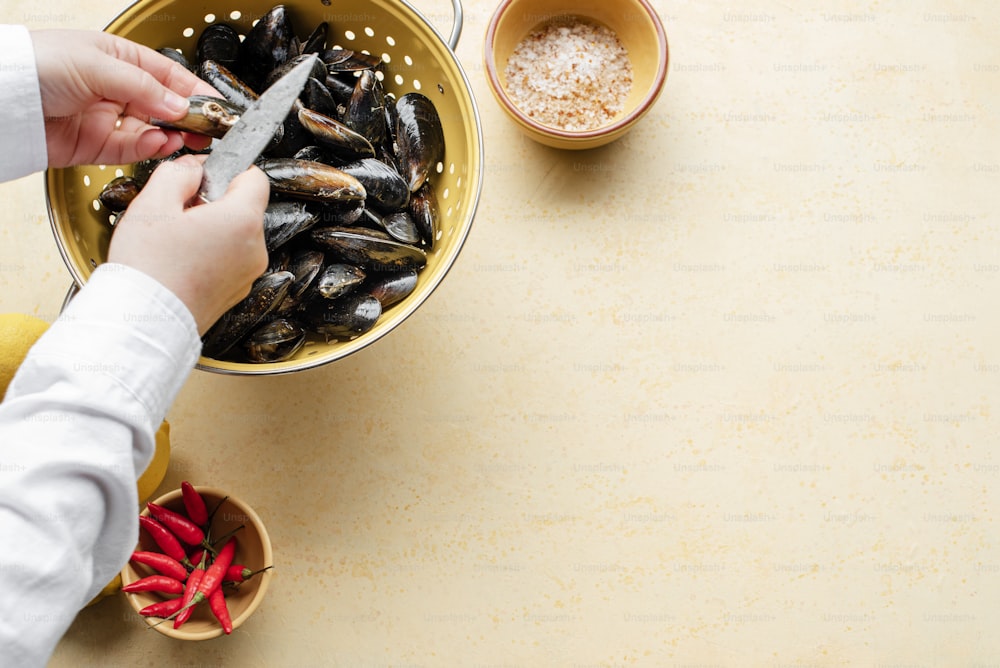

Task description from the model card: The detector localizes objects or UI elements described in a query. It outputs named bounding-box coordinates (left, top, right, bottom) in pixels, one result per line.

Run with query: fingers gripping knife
left=197, top=55, right=317, bottom=202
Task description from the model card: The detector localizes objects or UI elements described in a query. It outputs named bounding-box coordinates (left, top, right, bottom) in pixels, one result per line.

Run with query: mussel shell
left=321, top=48, right=382, bottom=72
left=239, top=4, right=295, bottom=90
left=323, top=74, right=355, bottom=107
left=243, top=318, right=306, bottom=363
left=361, top=208, right=421, bottom=245
left=310, top=226, right=427, bottom=270
left=158, top=47, right=192, bottom=71
left=274, top=249, right=325, bottom=315
left=151, top=95, right=243, bottom=138
left=263, top=200, right=321, bottom=251
left=198, top=60, right=259, bottom=109
left=303, top=77, right=339, bottom=118
left=196, top=23, right=241, bottom=70
left=408, top=183, right=440, bottom=249
left=267, top=110, right=312, bottom=158
left=339, top=158, right=410, bottom=212
left=202, top=270, right=295, bottom=359
left=394, top=92, right=445, bottom=192
left=267, top=248, right=291, bottom=273
left=302, top=292, right=382, bottom=340
left=258, top=158, right=367, bottom=203
left=98, top=176, right=141, bottom=212
left=301, top=21, right=329, bottom=55
left=264, top=54, right=328, bottom=91
left=316, top=199, right=365, bottom=226
left=346, top=69, right=387, bottom=148
left=293, top=145, right=330, bottom=163
left=363, top=269, right=419, bottom=308
left=383, top=211, right=422, bottom=245
left=316, top=263, right=366, bottom=299
left=297, top=107, right=375, bottom=160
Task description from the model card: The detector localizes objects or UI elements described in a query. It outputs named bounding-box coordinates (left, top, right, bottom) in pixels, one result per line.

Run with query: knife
left=198, top=55, right=318, bottom=202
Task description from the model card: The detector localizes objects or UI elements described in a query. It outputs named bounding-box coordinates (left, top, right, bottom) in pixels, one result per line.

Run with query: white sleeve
left=0, top=263, right=201, bottom=667
left=0, top=25, right=48, bottom=181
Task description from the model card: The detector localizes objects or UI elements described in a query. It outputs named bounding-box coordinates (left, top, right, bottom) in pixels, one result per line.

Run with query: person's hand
left=30, top=30, right=220, bottom=168
left=107, top=155, right=270, bottom=335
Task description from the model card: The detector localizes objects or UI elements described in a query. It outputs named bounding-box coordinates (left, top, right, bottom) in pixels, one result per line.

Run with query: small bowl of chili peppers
left=120, top=483, right=274, bottom=640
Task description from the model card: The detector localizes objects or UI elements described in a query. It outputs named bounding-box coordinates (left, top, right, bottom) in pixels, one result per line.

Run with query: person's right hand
left=106, top=155, right=270, bottom=335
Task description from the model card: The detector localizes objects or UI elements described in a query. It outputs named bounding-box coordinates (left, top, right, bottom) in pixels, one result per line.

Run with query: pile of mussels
left=98, top=4, right=445, bottom=363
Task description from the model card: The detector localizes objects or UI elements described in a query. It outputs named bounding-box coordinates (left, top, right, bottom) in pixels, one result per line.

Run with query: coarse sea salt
left=504, top=17, right=633, bottom=132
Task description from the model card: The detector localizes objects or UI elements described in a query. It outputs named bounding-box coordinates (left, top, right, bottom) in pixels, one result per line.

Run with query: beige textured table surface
left=3, top=0, right=999, bottom=665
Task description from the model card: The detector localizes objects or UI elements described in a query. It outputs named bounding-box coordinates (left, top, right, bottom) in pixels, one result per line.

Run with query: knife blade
left=198, top=55, right=318, bottom=202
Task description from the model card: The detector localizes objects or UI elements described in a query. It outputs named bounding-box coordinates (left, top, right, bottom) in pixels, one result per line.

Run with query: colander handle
left=439, top=0, right=463, bottom=50
left=60, top=283, right=79, bottom=314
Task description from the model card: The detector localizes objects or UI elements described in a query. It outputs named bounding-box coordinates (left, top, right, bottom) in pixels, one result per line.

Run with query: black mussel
left=275, top=249, right=324, bottom=313
left=363, top=269, right=419, bottom=308
left=266, top=109, right=311, bottom=158
left=346, top=69, right=387, bottom=148
left=263, top=200, right=320, bottom=251
left=316, top=199, right=365, bottom=226
left=196, top=24, right=241, bottom=70
left=239, top=4, right=295, bottom=90
left=408, top=183, right=440, bottom=248
left=202, top=271, right=294, bottom=359
left=98, top=176, right=141, bottom=213
left=323, top=74, right=355, bottom=107
left=339, top=158, right=410, bottom=212
left=316, top=263, right=366, bottom=299
left=310, top=226, right=427, bottom=270
left=268, top=248, right=292, bottom=273
left=264, top=53, right=328, bottom=91
left=302, top=292, right=382, bottom=340
left=293, top=145, right=331, bottom=163
left=301, top=21, right=328, bottom=55
left=243, top=318, right=306, bottom=363
left=363, top=208, right=422, bottom=245
left=380, top=93, right=401, bottom=170
left=321, top=48, right=382, bottom=72
left=158, top=47, right=192, bottom=71
left=394, top=92, right=445, bottom=192
left=297, top=107, right=376, bottom=159
left=303, top=77, right=339, bottom=117
left=258, top=158, right=366, bottom=203
left=198, top=60, right=259, bottom=109
left=151, top=95, right=243, bottom=138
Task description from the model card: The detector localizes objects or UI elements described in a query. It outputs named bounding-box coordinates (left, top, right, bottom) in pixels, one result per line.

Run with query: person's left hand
left=31, top=30, right=220, bottom=168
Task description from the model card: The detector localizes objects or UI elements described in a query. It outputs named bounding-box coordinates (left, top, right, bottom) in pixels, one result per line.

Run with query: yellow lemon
left=138, top=420, right=171, bottom=505
left=86, top=573, right=122, bottom=607
left=0, top=313, right=50, bottom=398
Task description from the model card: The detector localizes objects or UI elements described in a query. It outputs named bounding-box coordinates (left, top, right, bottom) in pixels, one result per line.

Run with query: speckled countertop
left=3, top=0, right=999, bottom=665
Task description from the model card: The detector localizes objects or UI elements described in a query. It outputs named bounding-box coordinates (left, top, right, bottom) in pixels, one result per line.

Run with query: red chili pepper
left=139, top=597, right=185, bottom=618
left=208, top=587, right=233, bottom=635
left=192, top=537, right=236, bottom=604
left=189, top=548, right=206, bottom=567
left=224, top=564, right=273, bottom=583
left=131, top=551, right=187, bottom=581
left=147, top=502, right=206, bottom=546
left=173, top=566, right=205, bottom=629
left=181, top=481, right=209, bottom=526
left=138, top=515, right=190, bottom=566
left=121, top=574, right=185, bottom=595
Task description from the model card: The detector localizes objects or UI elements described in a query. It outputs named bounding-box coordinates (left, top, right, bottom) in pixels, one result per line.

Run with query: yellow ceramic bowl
left=484, top=0, right=668, bottom=149
left=121, top=487, right=273, bottom=640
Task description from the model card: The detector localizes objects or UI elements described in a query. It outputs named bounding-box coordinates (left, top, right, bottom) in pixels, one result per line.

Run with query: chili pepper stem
left=205, top=495, right=229, bottom=526
left=210, top=524, right=245, bottom=548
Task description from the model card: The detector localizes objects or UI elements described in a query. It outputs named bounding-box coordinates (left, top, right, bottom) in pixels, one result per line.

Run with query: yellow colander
left=46, top=0, right=482, bottom=375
